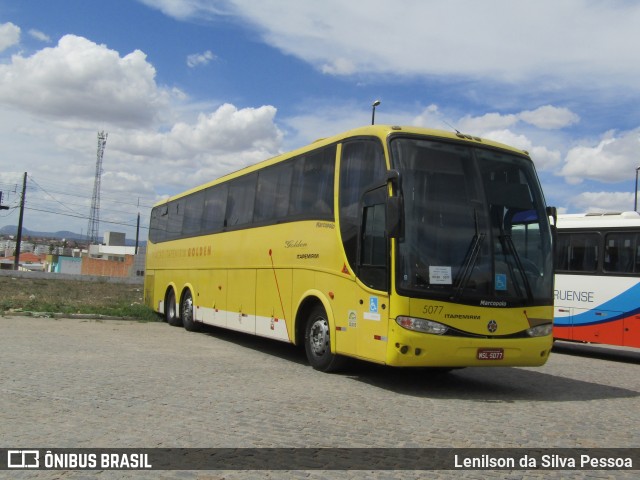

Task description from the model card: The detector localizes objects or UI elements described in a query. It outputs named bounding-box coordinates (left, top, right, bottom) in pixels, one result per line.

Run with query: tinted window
left=604, top=232, right=639, bottom=273
left=149, top=204, right=168, bottom=243
left=226, top=174, right=257, bottom=227
left=289, top=146, right=335, bottom=218
left=203, top=184, right=227, bottom=233
left=555, top=233, right=600, bottom=272
left=166, top=199, right=185, bottom=240
left=182, top=191, right=205, bottom=236
left=339, top=139, right=386, bottom=269
left=254, top=162, right=292, bottom=223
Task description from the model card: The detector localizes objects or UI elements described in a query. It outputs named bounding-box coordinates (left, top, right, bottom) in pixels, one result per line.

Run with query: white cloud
left=147, top=0, right=640, bottom=92
left=321, top=57, right=356, bottom=76
left=0, top=22, right=20, bottom=52
left=0, top=34, right=170, bottom=127
left=186, top=50, right=215, bottom=68
left=114, top=103, right=281, bottom=160
left=560, top=130, right=640, bottom=184
left=28, top=29, right=51, bottom=43
left=0, top=26, right=285, bottom=237
left=137, top=0, right=231, bottom=20
left=458, top=113, right=519, bottom=133
left=482, top=129, right=562, bottom=170
left=571, top=191, right=636, bottom=213
left=519, top=106, right=580, bottom=129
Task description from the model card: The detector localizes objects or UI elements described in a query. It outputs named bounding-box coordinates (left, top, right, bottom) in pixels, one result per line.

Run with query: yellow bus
left=144, top=125, right=555, bottom=372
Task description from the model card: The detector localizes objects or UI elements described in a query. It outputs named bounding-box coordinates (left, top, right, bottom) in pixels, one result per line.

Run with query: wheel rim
left=182, top=294, right=193, bottom=324
left=309, top=317, right=329, bottom=357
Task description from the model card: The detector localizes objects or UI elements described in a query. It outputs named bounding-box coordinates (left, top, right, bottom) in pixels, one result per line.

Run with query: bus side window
left=182, top=190, right=205, bottom=236
left=339, top=139, right=386, bottom=270
left=166, top=199, right=185, bottom=240
left=226, top=173, right=257, bottom=228
left=203, top=184, right=228, bottom=233
left=289, top=146, right=335, bottom=219
left=605, top=232, right=636, bottom=273
left=359, top=187, right=389, bottom=291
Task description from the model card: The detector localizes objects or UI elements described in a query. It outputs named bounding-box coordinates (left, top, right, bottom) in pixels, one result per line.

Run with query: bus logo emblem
left=487, top=320, right=498, bottom=333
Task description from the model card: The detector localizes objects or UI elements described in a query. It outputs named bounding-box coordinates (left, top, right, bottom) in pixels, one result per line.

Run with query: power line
left=25, top=206, right=149, bottom=230
left=26, top=177, right=148, bottom=218
left=26, top=177, right=155, bottom=209
left=28, top=176, right=85, bottom=217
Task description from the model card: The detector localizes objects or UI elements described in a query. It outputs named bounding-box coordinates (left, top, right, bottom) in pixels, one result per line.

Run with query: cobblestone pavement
left=1, top=316, right=639, bottom=479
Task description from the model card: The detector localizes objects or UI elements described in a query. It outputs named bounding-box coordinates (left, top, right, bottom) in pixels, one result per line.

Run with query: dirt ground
left=0, top=275, right=152, bottom=318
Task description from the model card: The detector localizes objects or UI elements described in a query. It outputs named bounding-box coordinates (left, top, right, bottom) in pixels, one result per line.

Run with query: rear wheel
left=304, top=305, right=345, bottom=372
left=165, top=289, right=182, bottom=327
left=181, top=290, right=200, bottom=332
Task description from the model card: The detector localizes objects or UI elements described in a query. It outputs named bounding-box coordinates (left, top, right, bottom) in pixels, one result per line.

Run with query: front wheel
left=304, top=305, right=346, bottom=372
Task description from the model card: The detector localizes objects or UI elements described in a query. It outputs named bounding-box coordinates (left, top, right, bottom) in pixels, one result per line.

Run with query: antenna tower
left=87, top=131, right=107, bottom=244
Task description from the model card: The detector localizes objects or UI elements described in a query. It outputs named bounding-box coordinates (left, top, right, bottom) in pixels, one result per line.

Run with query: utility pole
left=13, top=172, right=27, bottom=271
left=135, top=212, right=140, bottom=255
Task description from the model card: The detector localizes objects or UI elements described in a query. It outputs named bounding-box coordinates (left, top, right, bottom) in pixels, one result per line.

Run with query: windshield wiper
left=453, top=209, right=484, bottom=300
left=452, top=233, right=485, bottom=301
left=500, top=234, right=533, bottom=301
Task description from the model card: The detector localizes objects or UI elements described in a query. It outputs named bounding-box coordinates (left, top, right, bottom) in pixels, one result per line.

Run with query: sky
left=1, top=0, right=640, bottom=242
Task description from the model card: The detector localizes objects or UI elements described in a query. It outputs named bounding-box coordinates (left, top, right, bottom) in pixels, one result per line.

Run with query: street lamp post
left=371, top=100, right=380, bottom=125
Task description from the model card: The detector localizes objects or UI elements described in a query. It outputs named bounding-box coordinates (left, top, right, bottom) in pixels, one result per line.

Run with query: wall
left=81, top=255, right=134, bottom=278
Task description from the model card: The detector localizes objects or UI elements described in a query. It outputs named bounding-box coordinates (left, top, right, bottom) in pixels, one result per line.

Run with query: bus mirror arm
left=546, top=206, right=557, bottom=227
left=386, top=169, right=403, bottom=239
left=546, top=205, right=558, bottom=262
left=386, top=169, right=401, bottom=194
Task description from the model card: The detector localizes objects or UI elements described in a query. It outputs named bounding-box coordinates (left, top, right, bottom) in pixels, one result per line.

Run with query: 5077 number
left=422, top=305, right=444, bottom=315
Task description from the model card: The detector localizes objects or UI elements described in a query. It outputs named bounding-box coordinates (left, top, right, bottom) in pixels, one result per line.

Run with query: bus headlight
left=396, top=316, right=448, bottom=335
left=526, top=323, right=553, bottom=337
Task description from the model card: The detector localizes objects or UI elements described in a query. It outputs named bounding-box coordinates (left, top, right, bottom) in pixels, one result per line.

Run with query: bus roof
left=153, top=124, right=531, bottom=207
left=557, top=211, right=640, bottom=229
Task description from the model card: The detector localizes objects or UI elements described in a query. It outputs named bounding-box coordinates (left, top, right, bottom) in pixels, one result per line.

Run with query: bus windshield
left=390, top=137, right=553, bottom=306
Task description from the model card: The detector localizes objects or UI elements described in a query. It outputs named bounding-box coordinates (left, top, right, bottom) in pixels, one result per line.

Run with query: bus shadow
left=189, top=324, right=639, bottom=403
left=196, top=324, right=308, bottom=366
left=344, top=363, right=640, bottom=402
left=552, top=340, right=640, bottom=365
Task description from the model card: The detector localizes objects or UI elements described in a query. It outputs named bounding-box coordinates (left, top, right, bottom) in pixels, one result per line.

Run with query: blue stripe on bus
left=554, top=282, right=640, bottom=327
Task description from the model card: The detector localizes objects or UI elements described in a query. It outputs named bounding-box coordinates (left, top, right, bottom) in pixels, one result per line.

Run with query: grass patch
left=0, top=276, right=159, bottom=321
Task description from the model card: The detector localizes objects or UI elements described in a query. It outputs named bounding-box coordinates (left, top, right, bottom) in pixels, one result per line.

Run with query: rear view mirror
left=386, top=196, right=402, bottom=238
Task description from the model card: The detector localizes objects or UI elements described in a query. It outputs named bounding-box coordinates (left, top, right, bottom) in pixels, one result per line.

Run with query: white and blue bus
left=554, top=211, right=640, bottom=348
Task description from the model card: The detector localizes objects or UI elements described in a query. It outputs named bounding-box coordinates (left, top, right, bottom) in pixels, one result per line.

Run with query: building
left=0, top=252, right=46, bottom=271
left=82, top=231, right=144, bottom=279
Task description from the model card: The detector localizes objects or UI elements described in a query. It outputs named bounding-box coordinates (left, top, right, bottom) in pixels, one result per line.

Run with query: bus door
left=356, top=186, right=390, bottom=360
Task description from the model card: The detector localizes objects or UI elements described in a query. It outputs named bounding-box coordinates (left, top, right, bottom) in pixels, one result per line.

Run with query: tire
left=165, top=289, right=182, bottom=327
left=304, top=305, right=345, bottom=372
left=181, top=290, right=200, bottom=332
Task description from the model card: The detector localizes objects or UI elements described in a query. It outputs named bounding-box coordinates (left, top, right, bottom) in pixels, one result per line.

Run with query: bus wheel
left=165, top=289, right=182, bottom=327
left=181, top=290, right=200, bottom=332
left=304, top=305, right=345, bottom=372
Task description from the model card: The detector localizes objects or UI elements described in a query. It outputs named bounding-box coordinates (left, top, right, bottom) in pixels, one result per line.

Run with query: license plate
left=477, top=348, right=504, bottom=360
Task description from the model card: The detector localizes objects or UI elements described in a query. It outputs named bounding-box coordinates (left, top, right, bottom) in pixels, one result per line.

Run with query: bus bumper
left=385, top=326, right=553, bottom=367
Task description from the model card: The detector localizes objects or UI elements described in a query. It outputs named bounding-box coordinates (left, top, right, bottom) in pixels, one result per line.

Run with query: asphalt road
left=1, top=315, right=639, bottom=479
